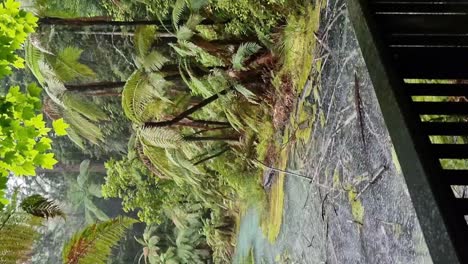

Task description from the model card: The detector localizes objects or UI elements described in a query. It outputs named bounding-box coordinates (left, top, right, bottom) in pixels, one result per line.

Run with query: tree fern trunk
left=65, top=81, right=125, bottom=92
left=145, top=89, right=230, bottom=127
left=38, top=17, right=172, bottom=27
left=184, top=135, right=239, bottom=142
left=193, top=147, right=230, bottom=165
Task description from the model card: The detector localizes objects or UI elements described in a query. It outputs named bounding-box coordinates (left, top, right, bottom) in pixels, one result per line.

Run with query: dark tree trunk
left=65, top=81, right=125, bottom=92
left=38, top=17, right=172, bottom=27
left=145, top=89, right=230, bottom=128
left=193, top=147, right=230, bottom=165
left=184, top=135, right=239, bottom=142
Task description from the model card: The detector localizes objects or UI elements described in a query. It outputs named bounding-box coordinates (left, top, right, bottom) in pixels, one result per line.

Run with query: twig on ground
left=354, top=71, right=366, bottom=149
left=354, top=164, right=388, bottom=201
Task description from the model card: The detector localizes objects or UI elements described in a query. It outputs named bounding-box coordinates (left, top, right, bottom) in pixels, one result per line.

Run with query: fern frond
left=165, top=149, right=201, bottom=175
left=139, top=127, right=184, bottom=149
left=83, top=198, right=108, bottom=222
left=134, top=25, right=158, bottom=57
left=25, top=38, right=45, bottom=85
left=172, top=0, right=186, bottom=30
left=29, top=34, right=54, bottom=55
left=66, top=127, right=85, bottom=150
left=232, top=42, right=262, bottom=70
left=185, top=13, right=204, bottom=30
left=0, top=215, right=41, bottom=264
left=63, top=110, right=104, bottom=145
left=140, top=143, right=186, bottom=185
left=62, top=216, right=137, bottom=264
left=62, top=92, right=109, bottom=122
left=233, top=84, right=257, bottom=104
left=136, top=50, right=170, bottom=72
left=20, top=194, right=65, bottom=220
left=51, top=46, right=96, bottom=82
left=122, top=70, right=172, bottom=122
left=176, top=26, right=194, bottom=41
left=147, top=72, right=174, bottom=103
left=39, top=61, right=67, bottom=105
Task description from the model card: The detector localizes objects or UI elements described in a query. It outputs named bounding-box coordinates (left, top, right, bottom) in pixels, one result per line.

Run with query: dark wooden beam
left=348, top=0, right=464, bottom=263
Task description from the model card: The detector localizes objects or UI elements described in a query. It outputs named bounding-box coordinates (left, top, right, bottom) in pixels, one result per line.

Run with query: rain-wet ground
left=234, top=1, right=433, bottom=263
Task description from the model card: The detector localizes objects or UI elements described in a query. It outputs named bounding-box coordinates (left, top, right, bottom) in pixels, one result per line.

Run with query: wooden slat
left=391, top=47, right=468, bottom=78
left=376, top=14, right=468, bottom=34
left=441, top=170, right=468, bottom=185
left=431, top=144, right=468, bottom=158
left=414, top=102, right=468, bottom=115
left=386, top=35, right=468, bottom=47
left=421, top=122, right=468, bottom=135
left=406, top=84, right=468, bottom=96
left=372, top=2, right=468, bottom=13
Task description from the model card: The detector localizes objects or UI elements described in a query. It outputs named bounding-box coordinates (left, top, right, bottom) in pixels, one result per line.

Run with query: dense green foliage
left=0, top=0, right=37, bottom=78
left=0, top=0, right=312, bottom=263
left=0, top=84, right=67, bottom=177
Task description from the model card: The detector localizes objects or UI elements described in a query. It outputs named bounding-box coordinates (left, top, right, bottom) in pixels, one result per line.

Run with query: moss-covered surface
left=234, top=0, right=433, bottom=262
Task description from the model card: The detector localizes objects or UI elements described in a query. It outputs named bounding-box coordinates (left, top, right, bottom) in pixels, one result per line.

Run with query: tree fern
left=122, top=70, right=173, bottom=122
left=51, top=46, right=96, bottom=82
left=139, top=127, right=184, bottom=149
left=62, top=216, right=137, bottom=264
left=62, top=93, right=109, bottom=122
left=20, top=194, right=65, bottom=220
left=232, top=42, right=262, bottom=70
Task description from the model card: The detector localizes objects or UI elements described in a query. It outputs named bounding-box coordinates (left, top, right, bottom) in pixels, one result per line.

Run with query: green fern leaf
left=62, top=216, right=137, bottom=264
left=139, top=127, right=184, bottom=149
left=137, top=50, right=170, bottom=72
left=20, top=194, right=65, bottom=220
left=84, top=197, right=108, bottom=222
left=233, top=84, right=257, bottom=104
left=66, top=127, right=85, bottom=150
left=51, top=46, right=96, bottom=82
left=63, top=110, right=104, bottom=145
left=134, top=25, right=158, bottom=57
left=232, top=42, right=262, bottom=71
left=62, top=92, right=109, bottom=122
left=176, top=26, right=194, bottom=41
left=25, top=38, right=45, bottom=85
left=122, top=70, right=172, bottom=122
left=165, top=149, right=201, bottom=175
left=172, top=0, right=186, bottom=30
left=185, top=13, right=204, bottom=30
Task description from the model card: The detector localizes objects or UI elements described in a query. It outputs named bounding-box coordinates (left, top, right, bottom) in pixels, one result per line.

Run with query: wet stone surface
left=235, top=1, right=433, bottom=263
